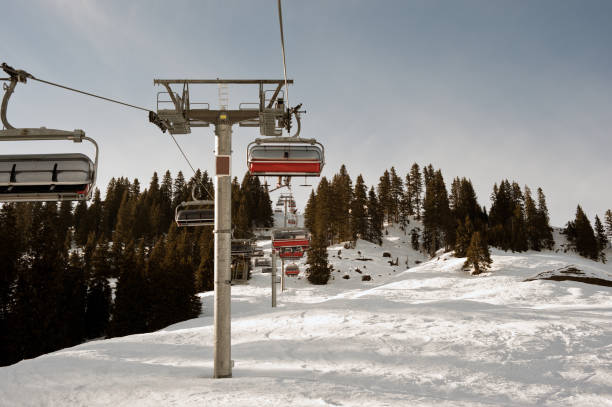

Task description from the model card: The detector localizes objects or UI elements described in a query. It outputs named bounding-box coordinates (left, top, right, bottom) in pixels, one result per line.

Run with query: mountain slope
left=1, top=225, right=611, bottom=406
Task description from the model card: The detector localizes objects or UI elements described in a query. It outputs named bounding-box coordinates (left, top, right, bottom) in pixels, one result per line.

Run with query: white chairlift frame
left=0, top=128, right=99, bottom=202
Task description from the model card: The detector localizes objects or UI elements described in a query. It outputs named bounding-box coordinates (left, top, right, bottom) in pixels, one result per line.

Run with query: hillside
left=1, top=222, right=611, bottom=406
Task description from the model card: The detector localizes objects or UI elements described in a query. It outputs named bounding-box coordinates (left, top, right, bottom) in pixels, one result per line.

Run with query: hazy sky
left=1, top=0, right=610, bottom=226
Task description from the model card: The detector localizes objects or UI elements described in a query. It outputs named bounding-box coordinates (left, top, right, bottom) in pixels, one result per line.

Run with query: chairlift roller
left=0, top=128, right=98, bottom=202
left=247, top=137, right=324, bottom=178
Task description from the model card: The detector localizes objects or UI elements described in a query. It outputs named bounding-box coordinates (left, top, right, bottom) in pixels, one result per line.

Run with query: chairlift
left=0, top=128, right=98, bottom=202
left=0, top=66, right=98, bottom=202
left=279, top=246, right=304, bottom=259
left=175, top=185, right=214, bottom=227
left=272, top=228, right=310, bottom=253
left=247, top=137, right=324, bottom=178
left=231, top=239, right=254, bottom=256
left=284, top=263, right=300, bottom=276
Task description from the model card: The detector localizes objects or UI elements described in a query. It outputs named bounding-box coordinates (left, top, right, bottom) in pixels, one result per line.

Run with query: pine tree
left=102, top=177, right=131, bottom=240
left=58, top=247, right=87, bottom=348
left=463, top=231, right=492, bottom=275
left=57, top=201, right=73, bottom=243
left=488, top=180, right=529, bottom=252
left=85, top=239, right=112, bottom=339
left=172, top=171, right=188, bottom=209
left=389, top=166, right=403, bottom=223
left=605, top=209, right=612, bottom=243
left=454, top=216, right=474, bottom=258
left=152, top=226, right=201, bottom=329
left=398, top=191, right=411, bottom=232
left=350, top=175, right=368, bottom=240
left=110, top=240, right=150, bottom=337
left=146, top=236, right=170, bottom=331
left=234, top=193, right=251, bottom=238
left=89, top=188, right=103, bottom=238
left=366, top=187, right=383, bottom=245
left=408, top=163, right=423, bottom=219
left=306, top=230, right=331, bottom=285
left=410, top=227, right=420, bottom=251
left=330, top=165, right=353, bottom=242
left=0, top=203, right=21, bottom=366
left=13, top=202, right=68, bottom=359
left=304, top=190, right=317, bottom=234
left=568, top=205, right=599, bottom=260
left=113, top=190, right=135, bottom=245
left=74, top=199, right=90, bottom=245
left=377, top=170, right=392, bottom=223
left=401, top=172, right=413, bottom=222
left=422, top=169, right=452, bottom=255
left=259, top=185, right=274, bottom=228
left=172, top=228, right=201, bottom=318
left=130, top=178, right=141, bottom=198
left=536, top=188, right=555, bottom=250
left=315, top=177, right=333, bottom=244
left=196, top=228, right=215, bottom=292
left=159, top=170, right=174, bottom=233
left=524, top=186, right=540, bottom=250
left=594, top=215, right=607, bottom=263
left=422, top=164, right=434, bottom=195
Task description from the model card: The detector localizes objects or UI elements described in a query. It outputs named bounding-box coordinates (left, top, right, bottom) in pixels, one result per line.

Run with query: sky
left=1, top=0, right=611, bottom=226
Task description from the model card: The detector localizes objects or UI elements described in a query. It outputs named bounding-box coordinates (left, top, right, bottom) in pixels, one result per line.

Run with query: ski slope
left=1, top=223, right=611, bottom=406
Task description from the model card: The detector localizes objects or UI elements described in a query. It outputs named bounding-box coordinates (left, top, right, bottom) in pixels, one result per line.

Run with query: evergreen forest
left=2, top=163, right=611, bottom=367
left=0, top=170, right=272, bottom=366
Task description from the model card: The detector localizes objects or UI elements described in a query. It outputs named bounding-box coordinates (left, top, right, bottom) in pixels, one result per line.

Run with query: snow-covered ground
left=1, top=222, right=611, bottom=406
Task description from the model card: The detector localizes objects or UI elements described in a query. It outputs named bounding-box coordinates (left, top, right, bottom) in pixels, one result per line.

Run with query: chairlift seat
left=0, top=153, right=95, bottom=201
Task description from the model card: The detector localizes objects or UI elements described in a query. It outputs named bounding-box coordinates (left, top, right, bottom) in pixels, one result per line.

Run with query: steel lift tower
left=153, top=78, right=293, bottom=378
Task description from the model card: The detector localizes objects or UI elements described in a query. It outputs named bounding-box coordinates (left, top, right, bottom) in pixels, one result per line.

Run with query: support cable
left=168, top=132, right=214, bottom=200
left=31, top=77, right=150, bottom=112
left=277, top=0, right=290, bottom=111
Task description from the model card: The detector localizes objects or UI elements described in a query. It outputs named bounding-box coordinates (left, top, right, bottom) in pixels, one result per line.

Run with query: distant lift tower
left=153, top=78, right=293, bottom=379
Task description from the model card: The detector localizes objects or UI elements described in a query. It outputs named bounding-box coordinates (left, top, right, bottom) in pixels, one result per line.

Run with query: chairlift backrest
left=247, top=137, right=324, bottom=177
left=272, top=228, right=310, bottom=248
left=175, top=200, right=214, bottom=227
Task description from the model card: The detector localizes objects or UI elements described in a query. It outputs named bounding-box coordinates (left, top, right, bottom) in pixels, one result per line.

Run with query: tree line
left=0, top=170, right=272, bottom=366
left=304, top=164, right=611, bottom=278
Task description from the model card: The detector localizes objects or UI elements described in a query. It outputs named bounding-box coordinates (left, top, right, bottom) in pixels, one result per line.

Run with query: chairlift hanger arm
left=1, top=62, right=167, bottom=132
left=266, top=83, right=284, bottom=109
left=162, top=83, right=183, bottom=114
